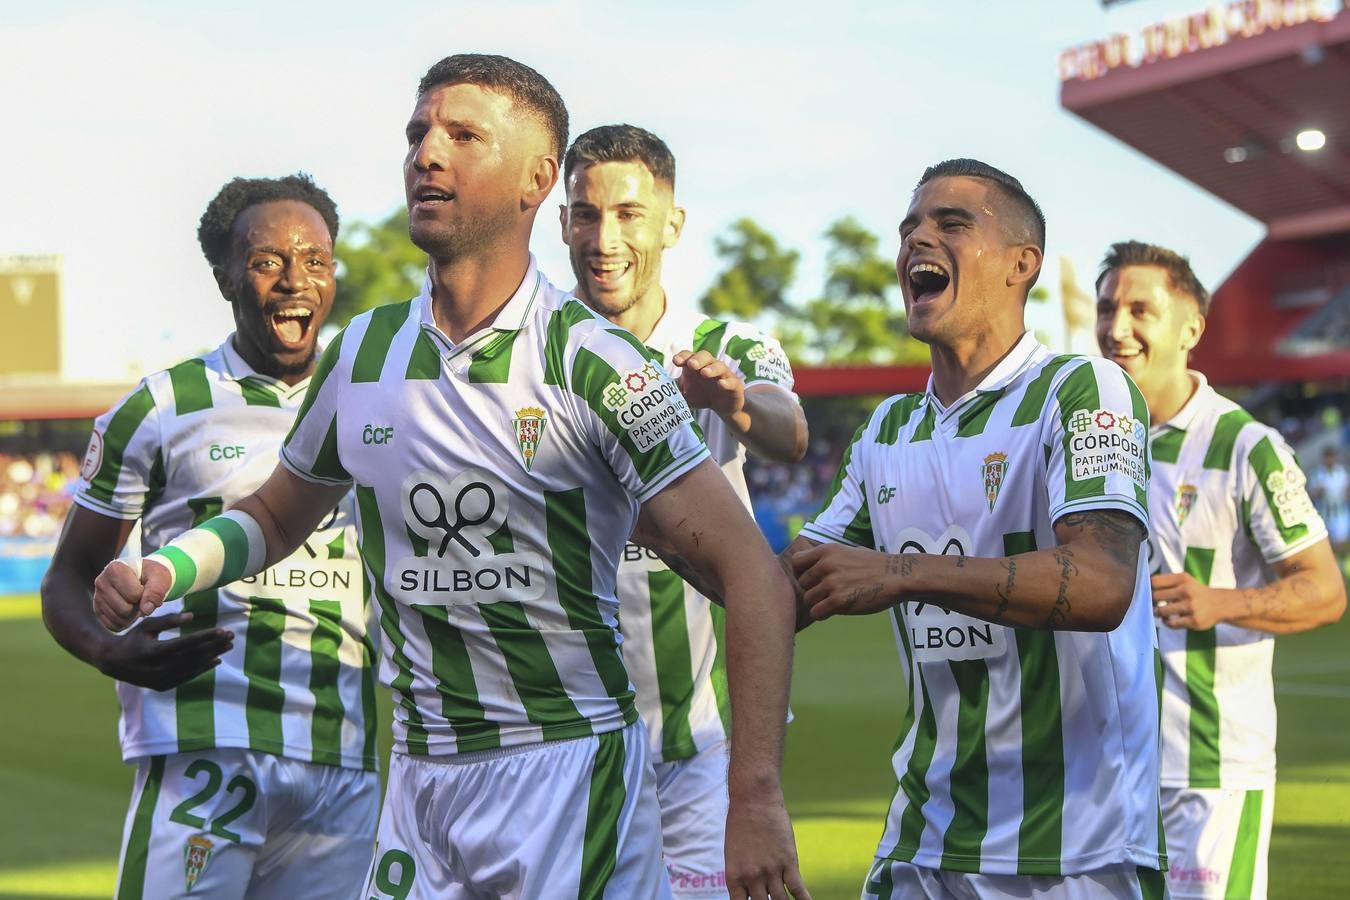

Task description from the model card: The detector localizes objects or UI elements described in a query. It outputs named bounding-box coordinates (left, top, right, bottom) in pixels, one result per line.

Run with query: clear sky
left=0, top=0, right=1268, bottom=380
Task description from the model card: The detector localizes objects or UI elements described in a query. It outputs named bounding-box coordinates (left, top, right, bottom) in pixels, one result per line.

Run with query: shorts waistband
left=395, top=723, right=634, bottom=767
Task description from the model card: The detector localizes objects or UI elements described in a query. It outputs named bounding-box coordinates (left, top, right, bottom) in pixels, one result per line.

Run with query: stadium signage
left=1058, top=0, right=1342, bottom=82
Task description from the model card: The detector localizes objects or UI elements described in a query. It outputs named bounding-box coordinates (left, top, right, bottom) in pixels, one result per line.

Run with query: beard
left=409, top=203, right=517, bottom=262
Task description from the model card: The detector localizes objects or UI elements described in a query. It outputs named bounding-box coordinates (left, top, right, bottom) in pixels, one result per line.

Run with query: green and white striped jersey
left=1149, top=372, right=1325, bottom=789
left=75, top=338, right=377, bottom=771
left=280, top=259, right=710, bottom=757
left=618, top=304, right=797, bottom=763
left=800, top=334, right=1164, bottom=876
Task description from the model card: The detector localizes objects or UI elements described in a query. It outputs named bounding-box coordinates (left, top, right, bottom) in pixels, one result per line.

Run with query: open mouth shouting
left=907, top=261, right=952, bottom=305
left=269, top=306, right=315, bottom=350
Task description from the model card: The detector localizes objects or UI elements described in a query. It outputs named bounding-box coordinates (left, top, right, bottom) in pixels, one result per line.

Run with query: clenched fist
left=93, top=558, right=174, bottom=631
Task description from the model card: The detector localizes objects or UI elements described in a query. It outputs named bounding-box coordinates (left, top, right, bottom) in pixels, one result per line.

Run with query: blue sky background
left=1, top=0, right=1272, bottom=378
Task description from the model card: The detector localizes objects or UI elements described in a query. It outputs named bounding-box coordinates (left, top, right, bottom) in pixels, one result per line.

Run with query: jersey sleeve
left=1045, top=358, right=1150, bottom=528
left=72, top=379, right=163, bottom=521
left=280, top=329, right=353, bottom=485
left=571, top=324, right=709, bottom=503
left=1238, top=429, right=1327, bottom=564
left=798, top=420, right=875, bottom=549
left=718, top=322, right=797, bottom=396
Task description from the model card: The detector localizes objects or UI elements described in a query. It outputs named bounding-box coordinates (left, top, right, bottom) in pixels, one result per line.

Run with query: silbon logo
left=395, top=468, right=545, bottom=607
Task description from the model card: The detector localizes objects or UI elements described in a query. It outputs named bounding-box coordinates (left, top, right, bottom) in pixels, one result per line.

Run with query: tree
left=330, top=208, right=426, bottom=328
left=701, top=215, right=928, bottom=366
left=699, top=218, right=800, bottom=321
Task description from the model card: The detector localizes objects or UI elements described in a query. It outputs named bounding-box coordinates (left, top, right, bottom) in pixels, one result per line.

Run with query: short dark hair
left=915, top=158, right=1046, bottom=252
left=564, top=124, right=676, bottom=189
left=1096, top=241, right=1210, bottom=314
left=417, top=54, right=568, bottom=162
left=197, top=173, right=339, bottom=269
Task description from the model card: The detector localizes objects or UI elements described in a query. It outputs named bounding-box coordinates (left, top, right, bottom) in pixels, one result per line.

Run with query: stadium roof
left=0, top=379, right=137, bottom=421
left=1060, top=4, right=1350, bottom=237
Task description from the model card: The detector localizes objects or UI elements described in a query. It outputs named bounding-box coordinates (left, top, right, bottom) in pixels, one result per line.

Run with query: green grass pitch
left=1, top=593, right=1346, bottom=898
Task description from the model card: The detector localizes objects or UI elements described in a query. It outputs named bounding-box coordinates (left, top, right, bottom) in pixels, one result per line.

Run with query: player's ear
left=521, top=153, right=558, bottom=211
left=1008, top=244, right=1043, bottom=291
left=211, top=265, right=232, bottom=302
left=1180, top=308, right=1206, bottom=353
left=664, top=205, right=686, bottom=249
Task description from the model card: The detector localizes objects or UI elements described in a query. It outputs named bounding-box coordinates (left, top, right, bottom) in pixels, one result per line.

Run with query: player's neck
left=427, top=244, right=531, bottom=344
left=609, top=287, right=667, bottom=343
left=1144, top=370, right=1198, bottom=427
left=928, top=324, right=1026, bottom=407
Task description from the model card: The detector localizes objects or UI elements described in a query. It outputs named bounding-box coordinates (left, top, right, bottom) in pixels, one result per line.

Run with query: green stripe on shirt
left=169, top=359, right=213, bottom=415
left=545, top=488, right=633, bottom=708
left=940, top=659, right=991, bottom=871
left=88, top=384, right=156, bottom=503
left=308, top=599, right=347, bottom=766
left=648, top=570, right=697, bottom=760
left=1248, top=435, right=1312, bottom=545
left=243, top=595, right=287, bottom=754
left=1202, top=409, right=1254, bottom=470
left=1184, top=546, right=1221, bottom=787
left=352, top=301, right=413, bottom=383
left=355, top=484, right=430, bottom=755
left=479, top=601, right=590, bottom=742
left=288, top=330, right=344, bottom=444
left=1011, top=355, right=1074, bottom=426
left=1055, top=362, right=1104, bottom=505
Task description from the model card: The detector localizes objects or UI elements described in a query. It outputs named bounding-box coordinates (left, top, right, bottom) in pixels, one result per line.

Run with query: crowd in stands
left=0, top=451, right=80, bottom=540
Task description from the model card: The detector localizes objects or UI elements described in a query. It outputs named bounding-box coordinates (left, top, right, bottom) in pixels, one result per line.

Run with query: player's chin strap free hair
left=136, top=510, right=269, bottom=602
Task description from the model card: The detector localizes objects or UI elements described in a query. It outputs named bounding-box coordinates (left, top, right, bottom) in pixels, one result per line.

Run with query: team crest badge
left=184, top=834, right=214, bottom=892
left=1175, top=483, right=1198, bottom=525
left=513, top=406, right=547, bottom=472
left=982, top=452, right=1009, bottom=511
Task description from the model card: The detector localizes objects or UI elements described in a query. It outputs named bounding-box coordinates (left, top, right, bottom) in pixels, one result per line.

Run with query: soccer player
left=90, top=55, right=806, bottom=900
left=560, top=124, right=809, bottom=895
left=1096, top=241, right=1346, bottom=900
left=785, top=159, right=1167, bottom=898
left=41, top=174, right=378, bottom=899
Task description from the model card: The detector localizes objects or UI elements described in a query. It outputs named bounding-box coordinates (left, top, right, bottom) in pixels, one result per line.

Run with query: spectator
left=1311, top=446, right=1350, bottom=545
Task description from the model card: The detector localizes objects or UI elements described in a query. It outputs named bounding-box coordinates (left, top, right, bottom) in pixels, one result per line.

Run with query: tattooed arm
left=1153, top=539, right=1345, bottom=634
left=789, top=509, right=1146, bottom=632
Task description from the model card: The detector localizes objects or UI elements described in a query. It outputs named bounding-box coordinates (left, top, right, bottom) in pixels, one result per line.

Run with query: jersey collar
left=416, top=255, right=544, bottom=366
left=1152, top=370, right=1212, bottom=435
left=925, top=331, right=1044, bottom=418
left=220, top=334, right=312, bottom=398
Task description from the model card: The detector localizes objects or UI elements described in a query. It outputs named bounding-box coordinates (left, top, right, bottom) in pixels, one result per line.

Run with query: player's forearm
left=892, top=544, right=1136, bottom=631
left=41, top=565, right=118, bottom=668
left=723, top=554, right=795, bottom=796
left=723, top=389, right=808, bottom=463
left=1223, top=569, right=1346, bottom=633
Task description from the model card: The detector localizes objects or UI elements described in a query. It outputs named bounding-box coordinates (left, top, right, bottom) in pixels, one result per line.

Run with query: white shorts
left=861, top=859, right=1169, bottom=899
left=365, top=721, right=672, bottom=899
left=655, top=741, right=729, bottom=896
left=1161, top=786, right=1273, bottom=899
left=114, top=748, right=379, bottom=900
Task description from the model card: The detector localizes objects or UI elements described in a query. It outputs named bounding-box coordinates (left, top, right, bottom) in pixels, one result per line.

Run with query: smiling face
left=560, top=160, right=683, bottom=320
left=1096, top=264, right=1203, bottom=404
left=896, top=176, right=1037, bottom=349
left=403, top=82, right=550, bottom=262
left=216, top=200, right=334, bottom=383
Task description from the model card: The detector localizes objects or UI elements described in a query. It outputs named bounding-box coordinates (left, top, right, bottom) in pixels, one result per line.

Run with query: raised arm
left=673, top=349, right=808, bottom=463
left=790, top=509, right=1146, bottom=632
left=91, top=464, right=348, bottom=630
left=1153, top=539, right=1346, bottom=634
left=637, top=457, right=809, bottom=900
left=42, top=506, right=234, bottom=690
